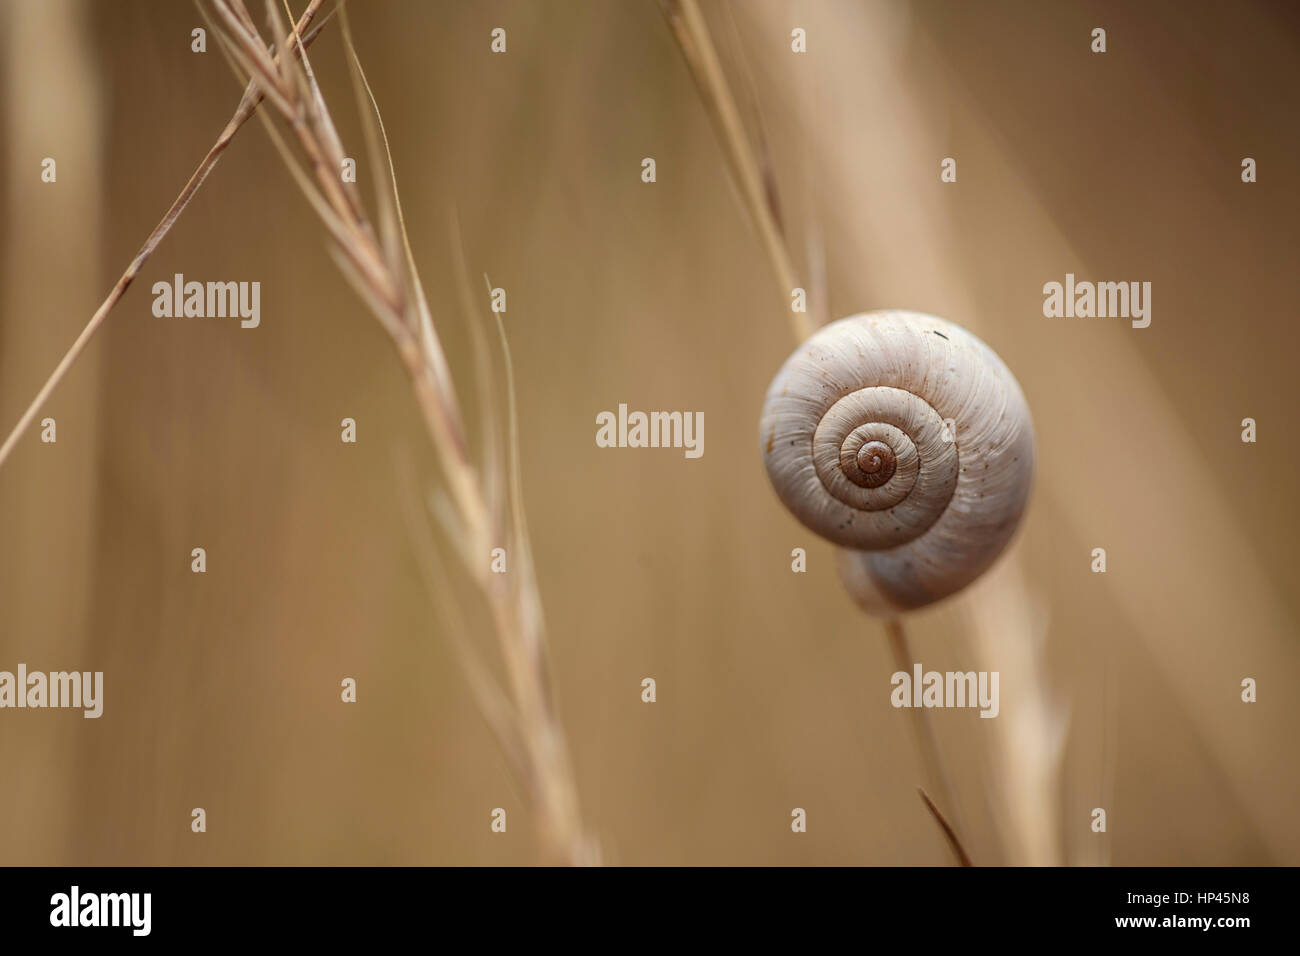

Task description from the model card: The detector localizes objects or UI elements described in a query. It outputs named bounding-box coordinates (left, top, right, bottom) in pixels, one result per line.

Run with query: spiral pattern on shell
left=759, top=310, right=1034, bottom=614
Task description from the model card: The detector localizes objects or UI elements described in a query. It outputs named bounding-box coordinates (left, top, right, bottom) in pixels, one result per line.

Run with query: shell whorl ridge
left=759, top=310, right=1034, bottom=614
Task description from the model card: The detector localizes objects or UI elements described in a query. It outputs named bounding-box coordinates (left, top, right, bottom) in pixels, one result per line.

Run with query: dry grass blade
left=0, top=0, right=331, bottom=477
left=886, top=618, right=962, bottom=839
left=658, top=0, right=808, bottom=340
left=393, top=449, right=532, bottom=796
left=339, top=12, right=460, bottom=449
left=209, top=0, right=594, bottom=865
left=918, top=787, right=973, bottom=867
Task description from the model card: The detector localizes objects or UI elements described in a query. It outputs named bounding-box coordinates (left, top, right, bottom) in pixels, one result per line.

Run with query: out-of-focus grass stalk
left=957, top=560, right=1065, bottom=865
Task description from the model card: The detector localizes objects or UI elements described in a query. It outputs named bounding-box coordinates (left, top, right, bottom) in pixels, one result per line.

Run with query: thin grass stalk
left=917, top=787, right=972, bottom=867
left=658, top=0, right=808, bottom=341
left=887, top=618, right=968, bottom=864
left=0, top=0, right=330, bottom=476
left=209, top=0, right=592, bottom=865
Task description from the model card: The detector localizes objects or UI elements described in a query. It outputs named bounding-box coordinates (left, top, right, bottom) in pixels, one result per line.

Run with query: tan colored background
left=1, top=0, right=1297, bottom=865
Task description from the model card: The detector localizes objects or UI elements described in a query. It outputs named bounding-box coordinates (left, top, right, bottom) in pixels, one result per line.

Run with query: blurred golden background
left=1, top=0, right=1297, bottom=865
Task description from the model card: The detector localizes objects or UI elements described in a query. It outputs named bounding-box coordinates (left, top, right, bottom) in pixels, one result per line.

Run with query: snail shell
left=759, top=310, right=1034, bottom=615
